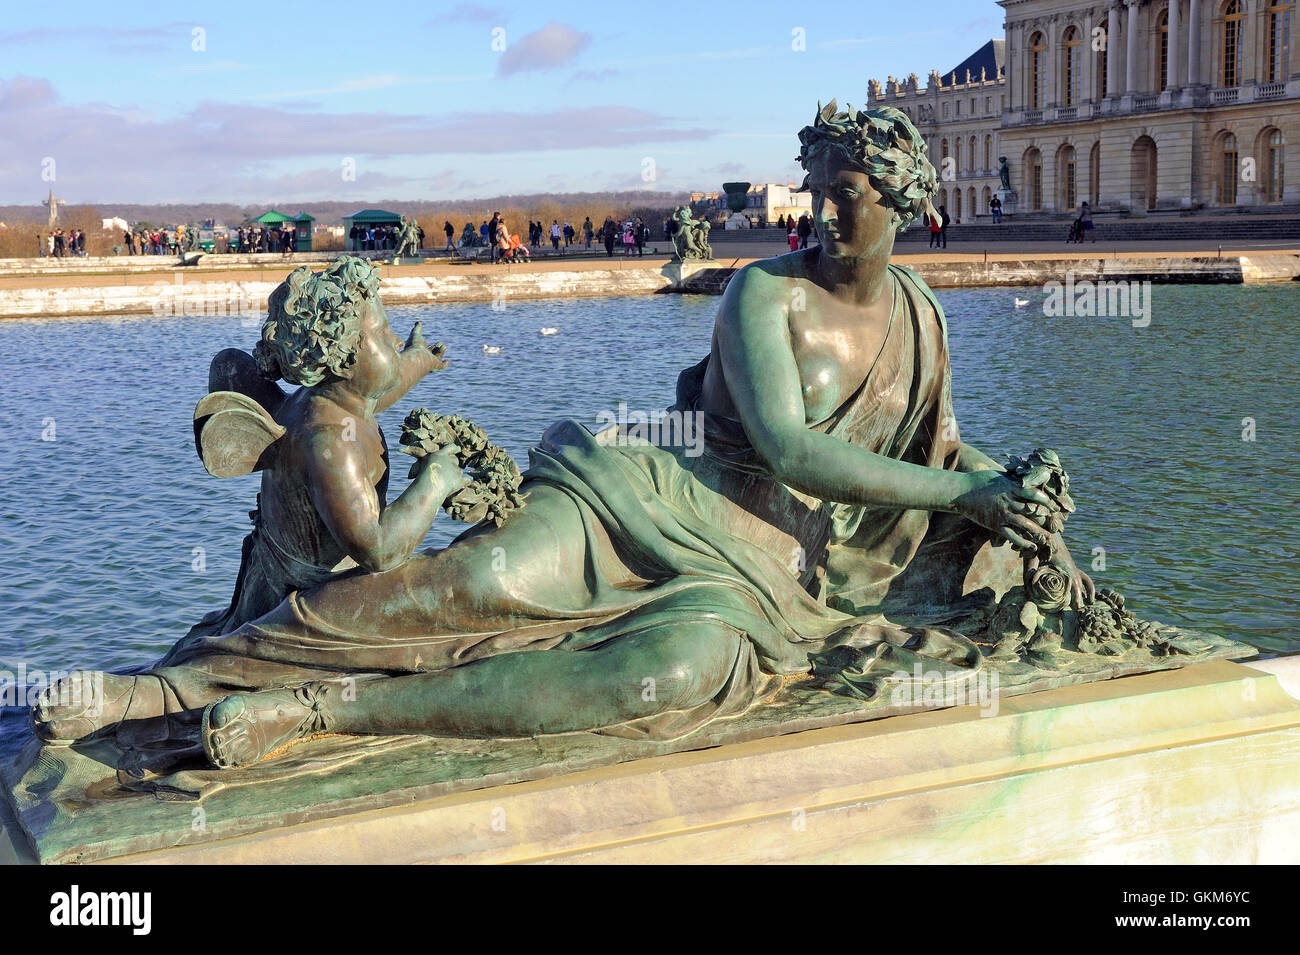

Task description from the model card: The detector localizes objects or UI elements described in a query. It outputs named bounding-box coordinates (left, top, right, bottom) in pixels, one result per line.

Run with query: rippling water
left=0, top=282, right=1295, bottom=691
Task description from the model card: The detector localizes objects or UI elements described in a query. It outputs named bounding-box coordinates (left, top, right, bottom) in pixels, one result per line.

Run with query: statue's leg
left=202, top=620, right=745, bottom=767
left=33, top=671, right=171, bottom=742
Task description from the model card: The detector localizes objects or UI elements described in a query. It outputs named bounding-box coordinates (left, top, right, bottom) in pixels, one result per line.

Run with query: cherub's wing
left=208, top=348, right=286, bottom=415
left=193, top=349, right=288, bottom=477
left=193, top=391, right=285, bottom=478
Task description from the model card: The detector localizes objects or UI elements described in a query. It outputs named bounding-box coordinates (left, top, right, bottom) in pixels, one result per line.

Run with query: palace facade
left=869, top=0, right=1298, bottom=216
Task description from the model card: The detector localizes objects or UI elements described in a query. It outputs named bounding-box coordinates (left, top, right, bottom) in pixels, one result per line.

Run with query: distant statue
left=671, top=206, right=712, bottom=261
left=868, top=78, right=882, bottom=100
left=998, top=156, right=1012, bottom=192
left=460, top=222, right=479, bottom=248
left=395, top=217, right=421, bottom=257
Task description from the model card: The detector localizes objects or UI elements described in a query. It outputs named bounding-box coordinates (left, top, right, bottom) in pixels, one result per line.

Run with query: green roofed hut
left=247, top=208, right=314, bottom=252
left=342, top=208, right=403, bottom=252
left=291, top=212, right=315, bottom=252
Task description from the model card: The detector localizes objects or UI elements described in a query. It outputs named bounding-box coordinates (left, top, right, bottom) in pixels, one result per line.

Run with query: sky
left=0, top=0, right=1004, bottom=207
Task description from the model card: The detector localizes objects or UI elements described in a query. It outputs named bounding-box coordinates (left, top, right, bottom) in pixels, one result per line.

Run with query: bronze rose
left=1027, top=563, right=1071, bottom=613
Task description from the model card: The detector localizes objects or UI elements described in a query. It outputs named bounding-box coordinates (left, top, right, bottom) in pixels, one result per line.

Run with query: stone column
left=1187, top=0, right=1202, bottom=84
left=1241, top=0, right=1258, bottom=87
left=1106, top=1, right=1123, bottom=96
left=1125, top=0, right=1141, bottom=93
left=1167, top=0, right=1181, bottom=88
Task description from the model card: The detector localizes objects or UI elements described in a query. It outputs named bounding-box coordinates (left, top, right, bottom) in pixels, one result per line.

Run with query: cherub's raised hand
left=404, top=322, right=448, bottom=373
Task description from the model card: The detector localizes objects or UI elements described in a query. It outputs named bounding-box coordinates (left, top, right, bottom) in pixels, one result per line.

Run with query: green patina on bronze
left=11, top=100, right=1252, bottom=862
left=670, top=206, right=712, bottom=261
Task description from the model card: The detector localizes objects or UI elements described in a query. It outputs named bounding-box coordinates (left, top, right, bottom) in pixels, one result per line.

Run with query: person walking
left=603, top=216, right=616, bottom=256
left=549, top=219, right=562, bottom=253
left=487, top=212, right=501, bottom=263
left=583, top=216, right=593, bottom=249
left=635, top=218, right=647, bottom=256
left=938, top=205, right=949, bottom=249
left=990, top=195, right=1002, bottom=224
left=563, top=221, right=573, bottom=247
left=1079, top=201, right=1095, bottom=243
left=494, top=214, right=510, bottom=264
left=443, top=220, right=455, bottom=253
left=927, top=211, right=941, bottom=248
left=787, top=226, right=799, bottom=252
left=796, top=213, right=812, bottom=249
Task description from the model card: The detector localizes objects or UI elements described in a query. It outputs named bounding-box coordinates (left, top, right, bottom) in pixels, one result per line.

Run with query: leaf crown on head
left=255, top=256, right=382, bottom=387
left=796, top=100, right=940, bottom=233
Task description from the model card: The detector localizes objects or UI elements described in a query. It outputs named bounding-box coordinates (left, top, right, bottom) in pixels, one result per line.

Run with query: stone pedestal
left=5, top=656, right=1297, bottom=864
left=996, top=188, right=1018, bottom=216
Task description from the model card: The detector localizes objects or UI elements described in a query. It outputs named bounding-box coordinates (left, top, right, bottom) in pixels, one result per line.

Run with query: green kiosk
left=249, top=209, right=315, bottom=252
left=342, top=209, right=402, bottom=252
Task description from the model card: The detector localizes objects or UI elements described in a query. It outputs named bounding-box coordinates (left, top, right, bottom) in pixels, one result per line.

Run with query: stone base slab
left=34, top=656, right=1291, bottom=864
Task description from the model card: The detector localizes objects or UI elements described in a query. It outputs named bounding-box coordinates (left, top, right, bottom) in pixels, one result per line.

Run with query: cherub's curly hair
left=254, top=256, right=382, bottom=386
left=796, top=100, right=940, bottom=233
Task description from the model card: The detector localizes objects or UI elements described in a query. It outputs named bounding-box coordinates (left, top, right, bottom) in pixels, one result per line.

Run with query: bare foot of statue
left=32, top=672, right=164, bottom=742
left=202, top=684, right=333, bottom=769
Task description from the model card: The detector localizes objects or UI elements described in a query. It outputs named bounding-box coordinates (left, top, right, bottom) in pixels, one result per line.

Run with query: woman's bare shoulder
left=721, top=250, right=816, bottom=321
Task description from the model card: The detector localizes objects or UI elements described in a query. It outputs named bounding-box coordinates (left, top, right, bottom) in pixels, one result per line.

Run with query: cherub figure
left=34, top=257, right=466, bottom=741
left=193, top=255, right=465, bottom=633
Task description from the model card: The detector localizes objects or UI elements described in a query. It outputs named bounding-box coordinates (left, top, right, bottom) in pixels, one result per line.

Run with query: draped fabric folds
left=150, top=264, right=1017, bottom=740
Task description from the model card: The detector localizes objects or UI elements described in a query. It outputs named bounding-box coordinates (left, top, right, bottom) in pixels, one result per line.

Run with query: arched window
left=1027, top=148, right=1044, bottom=210
left=954, top=138, right=963, bottom=174
left=1268, top=1, right=1292, bottom=83
left=1265, top=128, right=1286, bottom=202
left=984, top=135, right=993, bottom=170
left=1158, top=10, right=1169, bottom=90
left=1219, top=133, right=1239, bottom=205
left=1223, top=0, right=1244, bottom=87
left=1090, top=141, right=1101, bottom=205
left=969, top=136, right=978, bottom=172
left=1098, top=19, right=1109, bottom=97
left=955, top=189, right=962, bottom=220
left=1059, top=144, right=1078, bottom=211
left=968, top=187, right=976, bottom=218
left=1064, top=26, right=1081, bottom=106
left=1030, top=32, right=1046, bottom=109
left=982, top=185, right=992, bottom=213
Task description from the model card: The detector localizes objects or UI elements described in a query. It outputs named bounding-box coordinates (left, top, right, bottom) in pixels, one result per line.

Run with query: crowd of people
left=438, top=213, right=658, bottom=261
left=232, top=225, right=298, bottom=254
left=37, top=229, right=87, bottom=257
left=101, top=223, right=298, bottom=256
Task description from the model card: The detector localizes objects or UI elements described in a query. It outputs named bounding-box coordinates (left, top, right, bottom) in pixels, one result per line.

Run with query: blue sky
left=0, top=0, right=1003, bottom=205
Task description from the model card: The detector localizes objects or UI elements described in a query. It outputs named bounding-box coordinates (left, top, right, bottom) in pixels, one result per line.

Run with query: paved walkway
left=0, top=242, right=1295, bottom=294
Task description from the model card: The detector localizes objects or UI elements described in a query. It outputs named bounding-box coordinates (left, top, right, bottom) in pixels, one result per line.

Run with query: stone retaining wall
left=0, top=255, right=1293, bottom=319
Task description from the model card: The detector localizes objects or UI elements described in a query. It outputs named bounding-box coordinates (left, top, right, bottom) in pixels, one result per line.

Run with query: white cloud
left=496, top=22, right=591, bottom=76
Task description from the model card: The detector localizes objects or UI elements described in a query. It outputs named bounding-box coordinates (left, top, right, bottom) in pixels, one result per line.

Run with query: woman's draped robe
left=153, top=264, right=1019, bottom=740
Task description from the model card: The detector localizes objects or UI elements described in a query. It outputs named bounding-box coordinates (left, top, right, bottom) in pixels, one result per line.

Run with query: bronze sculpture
left=671, top=206, right=712, bottom=261
left=32, top=102, right=1242, bottom=775
left=394, top=217, right=421, bottom=258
